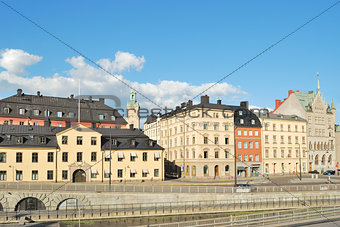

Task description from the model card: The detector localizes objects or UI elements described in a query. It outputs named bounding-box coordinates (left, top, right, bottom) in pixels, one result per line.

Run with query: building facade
left=0, top=124, right=163, bottom=182
left=272, top=79, right=336, bottom=172
left=255, top=111, right=308, bottom=175
left=234, top=102, right=262, bottom=177
left=0, top=89, right=127, bottom=128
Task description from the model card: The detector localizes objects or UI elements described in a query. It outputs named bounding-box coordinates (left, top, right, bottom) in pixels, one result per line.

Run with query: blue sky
left=0, top=0, right=339, bottom=123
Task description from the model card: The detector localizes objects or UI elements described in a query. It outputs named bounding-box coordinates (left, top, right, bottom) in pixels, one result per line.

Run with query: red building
left=234, top=102, right=262, bottom=177
left=0, top=89, right=127, bottom=128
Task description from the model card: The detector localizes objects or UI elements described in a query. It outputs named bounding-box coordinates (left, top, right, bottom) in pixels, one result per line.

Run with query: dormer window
left=240, top=119, right=244, bottom=124
left=99, top=114, right=104, bottom=120
left=57, top=112, right=63, bottom=118
left=111, top=115, right=116, bottom=121
left=68, top=112, right=75, bottom=118
left=19, top=108, right=25, bottom=115
left=17, top=137, right=23, bottom=144
left=149, top=140, right=154, bottom=146
left=4, top=107, right=10, bottom=114
left=44, top=110, right=51, bottom=117
left=29, top=135, right=34, bottom=140
left=5, top=135, right=11, bottom=140
left=111, top=138, right=117, bottom=146
left=131, top=139, right=136, bottom=146
left=40, top=137, right=46, bottom=144
left=33, top=109, right=40, bottom=116
left=251, top=119, right=255, bottom=125
left=239, top=110, right=243, bottom=116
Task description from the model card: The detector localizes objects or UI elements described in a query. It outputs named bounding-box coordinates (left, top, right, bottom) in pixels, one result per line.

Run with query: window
left=240, top=119, right=244, bottom=124
left=203, top=165, right=209, bottom=175
left=130, top=152, right=136, bottom=161
left=288, top=125, right=291, bottom=132
left=237, top=130, right=241, bottom=136
left=255, top=155, right=259, bottom=162
left=32, top=170, right=38, bottom=180
left=16, top=170, right=23, bottom=180
left=238, top=155, right=242, bottom=161
left=33, top=122, right=38, bottom=126
left=265, top=150, right=269, bottom=158
left=77, top=152, right=83, bottom=162
left=47, top=152, right=54, bottom=162
left=99, top=114, right=104, bottom=120
left=214, top=124, right=218, bottom=130
left=154, top=169, right=159, bottom=177
left=143, top=152, right=148, bottom=161
left=19, top=108, right=25, bottom=115
left=16, top=152, right=23, bottom=163
left=244, top=142, right=248, bottom=149
left=61, top=136, right=68, bottom=144
left=62, top=170, right=68, bottom=180
left=238, top=141, right=242, bottom=149
left=204, top=151, right=208, bottom=159
left=225, top=125, right=229, bottom=131
left=4, top=107, right=10, bottom=114
left=249, top=142, right=253, bottom=149
left=111, top=139, right=117, bottom=146
left=239, top=110, right=243, bottom=115
left=69, top=112, right=75, bottom=118
left=204, top=137, right=208, bottom=144
left=19, top=121, right=24, bottom=125
left=295, top=136, right=299, bottom=144
left=244, top=155, right=248, bottom=161
left=91, top=152, right=97, bottom=162
left=5, top=135, right=10, bottom=141
left=225, top=137, right=229, bottom=144
left=142, top=169, right=148, bottom=177
left=281, top=136, right=284, bottom=144
left=17, top=137, right=23, bottom=144
left=40, top=137, right=46, bottom=144
left=244, top=130, right=247, bottom=136
left=265, top=135, right=269, bottom=143
left=0, top=153, right=6, bottom=163
left=249, top=155, right=253, bottom=162
left=215, top=151, right=219, bottom=158
left=62, top=152, right=68, bottom=162
left=273, top=124, right=276, bottom=131
left=254, top=131, right=259, bottom=136
left=214, top=137, right=219, bottom=144
left=225, top=165, right=230, bottom=174
left=203, top=123, right=208, bottom=130
left=56, top=111, right=63, bottom=118
left=251, top=119, right=255, bottom=125
left=3, top=120, right=8, bottom=125
left=192, top=137, right=195, bottom=144
left=91, top=137, right=97, bottom=145
left=118, top=152, right=124, bottom=161
left=111, top=115, right=116, bottom=121
left=281, top=150, right=284, bottom=158
left=117, top=169, right=123, bottom=178
left=249, top=130, right=253, bottom=136
left=33, top=109, right=39, bottom=116
left=225, top=150, right=229, bottom=158
left=255, top=142, right=259, bottom=149
left=47, top=170, right=53, bottom=180
left=32, top=152, right=38, bottom=163
left=104, top=170, right=111, bottom=178
left=288, top=136, right=292, bottom=144
left=0, top=171, right=7, bottom=181
left=273, top=135, right=277, bottom=143
left=44, top=110, right=51, bottom=117
left=274, top=149, right=277, bottom=158
left=77, top=136, right=83, bottom=145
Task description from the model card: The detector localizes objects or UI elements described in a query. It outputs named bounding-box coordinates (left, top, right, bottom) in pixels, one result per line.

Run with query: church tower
left=126, top=89, right=140, bottom=129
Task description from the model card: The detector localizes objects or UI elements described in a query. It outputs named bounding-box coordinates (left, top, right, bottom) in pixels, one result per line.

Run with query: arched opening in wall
left=315, top=155, right=319, bottom=165
left=214, top=165, right=219, bottom=177
left=15, top=197, right=45, bottom=211
left=321, top=155, right=326, bottom=165
left=192, top=165, right=196, bottom=177
left=203, top=165, right=209, bottom=176
left=328, top=155, right=332, bottom=164
left=225, top=165, right=230, bottom=175
left=57, top=198, right=79, bottom=210
left=0, top=203, right=3, bottom=211
left=73, top=169, right=86, bottom=183
left=186, top=165, right=190, bottom=176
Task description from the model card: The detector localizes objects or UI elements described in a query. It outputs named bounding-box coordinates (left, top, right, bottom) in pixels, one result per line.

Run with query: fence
left=1, top=195, right=340, bottom=223
left=148, top=205, right=340, bottom=226
left=0, top=182, right=338, bottom=194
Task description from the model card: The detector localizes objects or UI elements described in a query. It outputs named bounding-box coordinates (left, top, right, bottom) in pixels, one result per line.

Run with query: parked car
left=308, top=170, right=319, bottom=174
left=323, top=170, right=335, bottom=175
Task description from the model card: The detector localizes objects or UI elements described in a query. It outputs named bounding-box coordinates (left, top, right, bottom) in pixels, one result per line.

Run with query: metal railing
left=0, top=182, right=338, bottom=194
left=148, top=205, right=340, bottom=227
left=0, top=195, right=339, bottom=223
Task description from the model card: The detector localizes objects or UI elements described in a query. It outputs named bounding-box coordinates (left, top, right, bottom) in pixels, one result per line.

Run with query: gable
left=273, top=93, right=307, bottom=119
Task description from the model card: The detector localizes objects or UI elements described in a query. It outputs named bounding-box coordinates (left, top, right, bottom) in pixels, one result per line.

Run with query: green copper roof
left=295, top=91, right=315, bottom=111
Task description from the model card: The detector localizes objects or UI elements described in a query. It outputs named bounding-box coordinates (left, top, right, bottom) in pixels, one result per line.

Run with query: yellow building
left=0, top=124, right=164, bottom=182
left=254, top=111, right=308, bottom=175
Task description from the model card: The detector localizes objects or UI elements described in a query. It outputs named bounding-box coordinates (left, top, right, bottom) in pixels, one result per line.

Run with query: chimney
left=99, top=98, right=104, bottom=103
left=17, top=89, right=22, bottom=96
left=187, top=100, right=193, bottom=106
left=175, top=106, right=180, bottom=111
left=200, top=95, right=209, bottom=104
left=44, top=118, right=51, bottom=127
left=37, top=91, right=41, bottom=97
left=70, top=94, right=74, bottom=99
left=240, top=101, right=249, bottom=109
left=275, top=99, right=282, bottom=109
left=288, top=90, right=294, bottom=96
left=217, top=100, right=222, bottom=105
left=129, top=124, right=134, bottom=130
left=181, top=102, right=186, bottom=108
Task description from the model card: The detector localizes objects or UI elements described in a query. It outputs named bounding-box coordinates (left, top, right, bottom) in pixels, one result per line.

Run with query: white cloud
left=0, top=49, right=42, bottom=75
left=0, top=49, right=247, bottom=113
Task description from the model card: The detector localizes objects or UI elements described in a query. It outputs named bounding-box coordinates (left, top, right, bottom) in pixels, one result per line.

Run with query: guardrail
left=1, top=195, right=339, bottom=223
left=148, top=205, right=340, bottom=227
left=0, top=182, right=338, bottom=194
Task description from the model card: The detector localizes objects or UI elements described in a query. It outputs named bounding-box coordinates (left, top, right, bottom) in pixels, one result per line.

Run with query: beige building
left=254, top=111, right=308, bottom=175
left=273, top=79, right=336, bottom=172
left=336, top=125, right=340, bottom=170
left=145, top=96, right=236, bottom=179
left=0, top=124, right=164, bottom=183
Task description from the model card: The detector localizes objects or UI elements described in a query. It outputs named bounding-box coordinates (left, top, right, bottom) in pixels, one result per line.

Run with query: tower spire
left=331, top=99, right=336, bottom=110
left=317, top=72, right=320, bottom=91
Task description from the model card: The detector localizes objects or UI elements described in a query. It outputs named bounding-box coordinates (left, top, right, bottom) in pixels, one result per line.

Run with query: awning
left=130, top=152, right=136, bottom=157
left=91, top=169, right=98, bottom=174
left=105, top=151, right=111, bottom=158
left=130, top=169, right=136, bottom=173
left=118, top=152, right=124, bottom=158
left=154, top=152, right=160, bottom=158
left=142, top=169, right=148, bottom=173
left=104, top=169, right=111, bottom=174
left=237, top=167, right=246, bottom=171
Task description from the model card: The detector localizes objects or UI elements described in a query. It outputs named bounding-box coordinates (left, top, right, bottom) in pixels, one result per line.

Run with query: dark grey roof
left=253, top=111, right=307, bottom=122
left=0, top=90, right=127, bottom=125
left=234, top=107, right=262, bottom=128
left=145, top=114, right=157, bottom=124
left=0, top=125, right=65, bottom=148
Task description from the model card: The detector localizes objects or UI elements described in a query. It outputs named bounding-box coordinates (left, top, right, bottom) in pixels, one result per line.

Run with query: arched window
left=315, top=155, right=319, bottom=165
left=203, top=165, right=209, bottom=176
left=225, top=165, right=230, bottom=174
left=186, top=165, right=190, bottom=176
left=192, top=165, right=196, bottom=177
left=328, top=155, right=332, bottom=164
left=321, top=155, right=326, bottom=165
